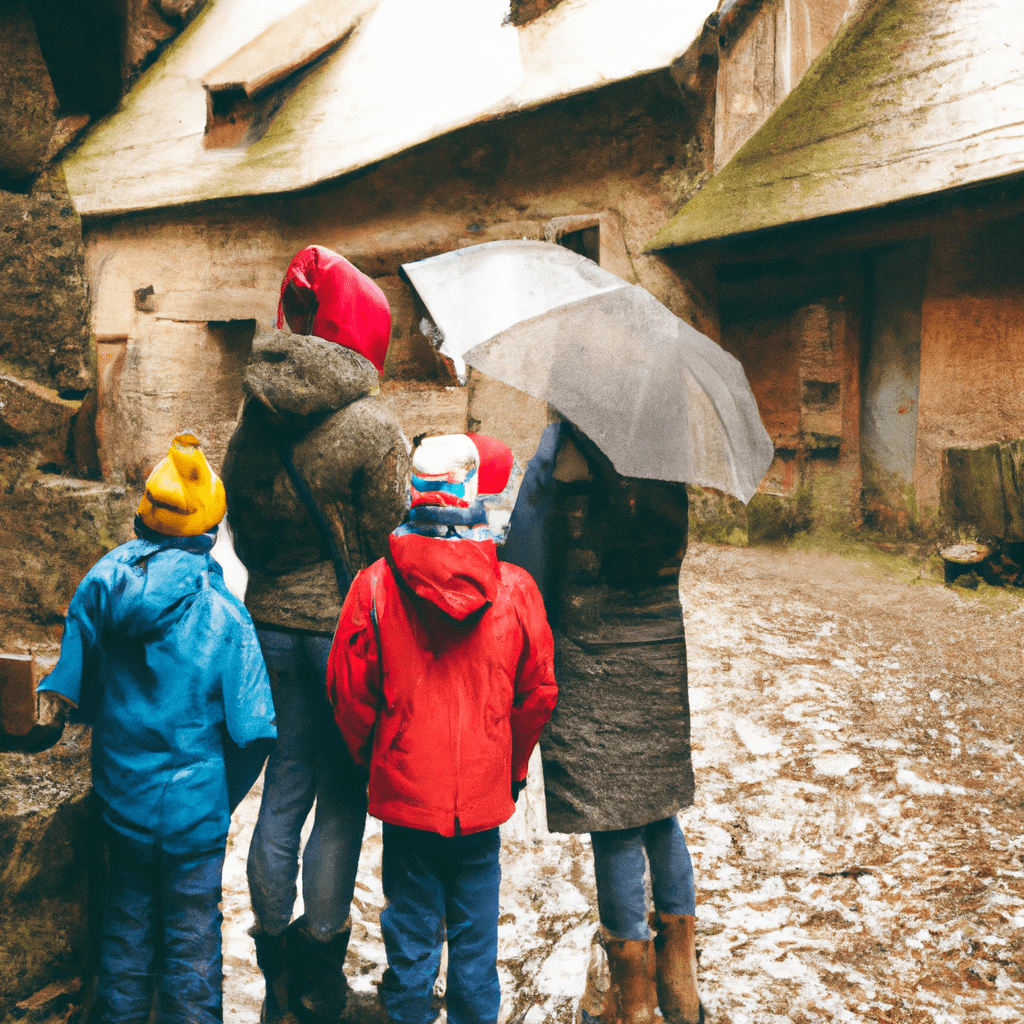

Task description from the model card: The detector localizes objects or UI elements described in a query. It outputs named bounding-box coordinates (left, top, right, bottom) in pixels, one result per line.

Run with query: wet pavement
left=221, top=540, right=1024, bottom=1023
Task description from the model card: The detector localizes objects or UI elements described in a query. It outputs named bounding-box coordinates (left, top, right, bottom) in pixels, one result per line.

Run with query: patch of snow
left=831, top=657, right=865, bottom=676
left=812, top=753, right=861, bottom=777
left=895, top=768, right=967, bottom=796
left=734, top=717, right=782, bottom=755
left=532, top=923, right=591, bottom=996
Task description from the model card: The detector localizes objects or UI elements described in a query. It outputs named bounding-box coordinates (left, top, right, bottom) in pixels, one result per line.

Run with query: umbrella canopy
left=401, top=240, right=774, bottom=503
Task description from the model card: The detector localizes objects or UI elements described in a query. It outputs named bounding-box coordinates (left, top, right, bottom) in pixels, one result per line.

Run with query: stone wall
left=0, top=6, right=201, bottom=1020
left=711, top=254, right=864, bottom=540
left=0, top=728, right=96, bottom=1024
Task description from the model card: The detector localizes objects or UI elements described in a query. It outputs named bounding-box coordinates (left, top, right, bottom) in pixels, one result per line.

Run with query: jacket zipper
left=452, top=655, right=461, bottom=837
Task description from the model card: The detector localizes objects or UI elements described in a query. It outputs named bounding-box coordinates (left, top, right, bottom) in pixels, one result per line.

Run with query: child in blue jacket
left=37, top=433, right=276, bottom=1024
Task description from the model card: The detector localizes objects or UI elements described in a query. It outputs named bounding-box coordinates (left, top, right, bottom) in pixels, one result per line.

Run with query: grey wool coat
left=221, top=324, right=410, bottom=635
left=502, top=422, right=694, bottom=834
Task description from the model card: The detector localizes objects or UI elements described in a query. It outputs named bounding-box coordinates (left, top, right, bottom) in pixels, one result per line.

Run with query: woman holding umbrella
left=401, top=237, right=773, bottom=1024
left=502, top=419, right=704, bottom=1024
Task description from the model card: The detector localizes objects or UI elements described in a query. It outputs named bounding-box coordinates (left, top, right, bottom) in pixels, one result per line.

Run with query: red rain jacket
left=327, top=532, right=557, bottom=837
left=276, top=245, right=391, bottom=374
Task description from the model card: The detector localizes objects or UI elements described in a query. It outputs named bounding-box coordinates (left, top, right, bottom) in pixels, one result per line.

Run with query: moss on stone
left=647, top=0, right=956, bottom=250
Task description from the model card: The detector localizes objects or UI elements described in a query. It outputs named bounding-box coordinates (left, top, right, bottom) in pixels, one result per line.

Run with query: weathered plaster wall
left=714, top=256, right=863, bottom=538
left=915, top=212, right=1024, bottom=530
left=80, top=71, right=713, bottom=482
left=859, top=240, right=928, bottom=534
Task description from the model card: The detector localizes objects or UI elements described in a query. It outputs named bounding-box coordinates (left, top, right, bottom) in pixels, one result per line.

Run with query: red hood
left=276, top=246, right=391, bottom=374
left=387, top=533, right=498, bottom=622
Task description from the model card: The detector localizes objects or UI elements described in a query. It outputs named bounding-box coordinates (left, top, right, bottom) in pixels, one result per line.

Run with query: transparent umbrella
left=402, top=240, right=773, bottom=502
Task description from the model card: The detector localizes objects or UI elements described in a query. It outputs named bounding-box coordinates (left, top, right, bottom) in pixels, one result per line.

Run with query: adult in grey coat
left=502, top=421, right=703, bottom=1024
left=222, top=249, right=409, bottom=1024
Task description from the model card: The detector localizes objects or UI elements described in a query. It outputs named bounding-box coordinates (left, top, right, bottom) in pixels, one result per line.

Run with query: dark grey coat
left=221, top=324, right=410, bottom=635
left=502, top=422, right=693, bottom=834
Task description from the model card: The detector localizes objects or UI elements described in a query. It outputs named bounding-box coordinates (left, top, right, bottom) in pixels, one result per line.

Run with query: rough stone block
left=0, top=3, right=58, bottom=186
left=0, top=478, right=135, bottom=649
left=0, top=171, right=92, bottom=392
left=0, top=375, right=77, bottom=458
left=0, top=726, right=94, bottom=1024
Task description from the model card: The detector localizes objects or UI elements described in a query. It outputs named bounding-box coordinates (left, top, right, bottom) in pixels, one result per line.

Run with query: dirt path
left=221, top=541, right=1024, bottom=1023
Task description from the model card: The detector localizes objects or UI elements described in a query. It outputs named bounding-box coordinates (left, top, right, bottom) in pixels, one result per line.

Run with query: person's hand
left=512, top=778, right=527, bottom=803
left=0, top=691, right=70, bottom=753
left=0, top=720, right=65, bottom=753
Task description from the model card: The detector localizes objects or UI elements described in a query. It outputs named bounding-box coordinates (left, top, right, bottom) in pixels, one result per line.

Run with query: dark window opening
left=806, top=444, right=841, bottom=462
left=802, top=380, right=840, bottom=410
left=557, top=225, right=601, bottom=265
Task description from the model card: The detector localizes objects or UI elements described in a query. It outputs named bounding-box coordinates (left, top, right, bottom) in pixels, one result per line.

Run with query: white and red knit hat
left=410, top=433, right=514, bottom=508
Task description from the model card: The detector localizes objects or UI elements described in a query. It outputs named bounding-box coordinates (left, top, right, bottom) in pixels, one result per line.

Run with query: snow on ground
left=222, top=541, right=1024, bottom=1023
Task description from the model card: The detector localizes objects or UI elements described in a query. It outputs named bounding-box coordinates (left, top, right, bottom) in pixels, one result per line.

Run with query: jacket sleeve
left=218, top=595, right=277, bottom=749
left=327, top=567, right=383, bottom=767
left=507, top=568, right=558, bottom=782
left=37, top=566, right=111, bottom=715
left=499, top=421, right=563, bottom=610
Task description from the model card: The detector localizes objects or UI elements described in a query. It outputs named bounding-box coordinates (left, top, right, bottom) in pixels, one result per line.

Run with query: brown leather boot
left=650, top=912, right=704, bottom=1024
left=577, top=929, right=619, bottom=1024
left=602, top=930, right=658, bottom=1024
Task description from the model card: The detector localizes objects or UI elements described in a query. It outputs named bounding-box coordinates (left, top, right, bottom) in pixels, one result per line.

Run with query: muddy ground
left=221, top=540, right=1024, bottom=1024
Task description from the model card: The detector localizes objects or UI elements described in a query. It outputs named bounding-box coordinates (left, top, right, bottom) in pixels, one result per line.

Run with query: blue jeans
left=380, top=824, right=501, bottom=1024
left=590, top=816, right=696, bottom=941
left=247, top=629, right=368, bottom=940
left=93, top=824, right=225, bottom=1024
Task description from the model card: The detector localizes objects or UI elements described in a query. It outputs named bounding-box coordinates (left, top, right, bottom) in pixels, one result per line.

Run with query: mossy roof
left=63, top=0, right=712, bottom=218
left=648, top=0, right=1024, bottom=251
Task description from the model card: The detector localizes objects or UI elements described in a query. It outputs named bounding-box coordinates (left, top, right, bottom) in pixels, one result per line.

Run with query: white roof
left=64, top=0, right=712, bottom=216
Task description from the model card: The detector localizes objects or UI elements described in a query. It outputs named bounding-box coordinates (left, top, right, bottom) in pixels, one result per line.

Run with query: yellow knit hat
left=136, top=433, right=227, bottom=537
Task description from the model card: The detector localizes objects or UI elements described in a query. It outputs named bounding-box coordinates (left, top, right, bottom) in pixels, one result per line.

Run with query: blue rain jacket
left=39, top=523, right=276, bottom=854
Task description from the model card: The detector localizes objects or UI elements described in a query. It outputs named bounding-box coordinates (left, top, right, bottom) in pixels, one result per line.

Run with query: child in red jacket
left=327, top=433, right=557, bottom=1024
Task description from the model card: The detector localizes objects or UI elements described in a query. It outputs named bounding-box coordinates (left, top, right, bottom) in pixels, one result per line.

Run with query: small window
left=557, top=225, right=601, bottom=264
left=544, top=211, right=636, bottom=283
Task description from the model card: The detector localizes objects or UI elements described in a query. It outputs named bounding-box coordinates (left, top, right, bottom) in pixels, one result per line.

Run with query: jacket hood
left=243, top=322, right=379, bottom=423
left=387, top=532, right=498, bottom=623
left=277, top=246, right=391, bottom=375
left=112, top=530, right=221, bottom=639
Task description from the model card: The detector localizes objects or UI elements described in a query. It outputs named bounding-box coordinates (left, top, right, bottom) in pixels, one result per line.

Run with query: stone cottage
left=648, top=0, right=1024, bottom=559
left=60, top=0, right=723, bottom=496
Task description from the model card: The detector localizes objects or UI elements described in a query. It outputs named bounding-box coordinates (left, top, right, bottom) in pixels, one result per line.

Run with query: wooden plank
left=0, top=653, right=36, bottom=736
left=202, top=0, right=371, bottom=99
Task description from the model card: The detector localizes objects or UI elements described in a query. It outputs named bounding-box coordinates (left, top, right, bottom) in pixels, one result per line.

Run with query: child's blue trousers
left=380, top=823, right=501, bottom=1024
left=92, top=823, right=225, bottom=1024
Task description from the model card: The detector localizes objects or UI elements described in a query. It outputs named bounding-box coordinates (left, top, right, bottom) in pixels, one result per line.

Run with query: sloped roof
left=202, top=0, right=367, bottom=99
left=64, top=0, right=712, bottom=217
left=648, top=0, right=1024, bottom=251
